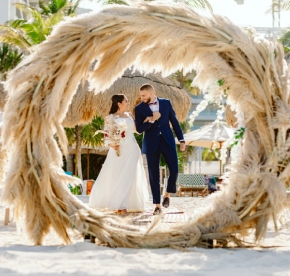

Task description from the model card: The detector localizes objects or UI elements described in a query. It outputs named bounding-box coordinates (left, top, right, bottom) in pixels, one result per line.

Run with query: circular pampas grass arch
left=1, top=2, right=289, bottom=247
left=0, top=82, right=6, bottom=111
left=225, top=104, right=238, bottom=128
left=62, top=69, right=191, bottom=127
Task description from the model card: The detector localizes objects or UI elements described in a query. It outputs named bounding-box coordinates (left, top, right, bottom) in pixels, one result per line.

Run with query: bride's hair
left=109, top=94, right=125, bottom=114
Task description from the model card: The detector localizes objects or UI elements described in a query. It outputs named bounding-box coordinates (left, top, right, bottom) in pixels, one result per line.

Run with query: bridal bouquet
left=95, top=115, right=127, bottom=156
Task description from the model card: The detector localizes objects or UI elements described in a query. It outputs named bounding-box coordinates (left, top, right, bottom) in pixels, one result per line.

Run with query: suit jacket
left=134, top=98, right=184, bottom=154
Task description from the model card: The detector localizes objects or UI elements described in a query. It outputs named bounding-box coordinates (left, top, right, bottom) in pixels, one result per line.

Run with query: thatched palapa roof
left=0, top=72, right=191, bottom=128
left=62, top=69, right=191, bottom=127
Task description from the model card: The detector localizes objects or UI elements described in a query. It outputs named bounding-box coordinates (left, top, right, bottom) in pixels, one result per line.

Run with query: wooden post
left=66, top=154, right=74, bottom=174
left=87, top=149, right=90, bottom=179
left=4, top=208, right=9, bottom=225
left=75, top=125, right=83, bottom=180
left=219, top=142, right=223, bottom=176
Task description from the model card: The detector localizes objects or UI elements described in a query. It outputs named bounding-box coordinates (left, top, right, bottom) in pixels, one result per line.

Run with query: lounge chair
left=177, top=173, right=208, bottom=197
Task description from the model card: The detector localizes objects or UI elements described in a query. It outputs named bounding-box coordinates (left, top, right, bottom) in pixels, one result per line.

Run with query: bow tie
left=148, top=102, right=158, bottom=106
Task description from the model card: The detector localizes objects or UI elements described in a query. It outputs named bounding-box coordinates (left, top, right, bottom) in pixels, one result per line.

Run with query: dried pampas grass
left=1, top=2, right=289, bottom=247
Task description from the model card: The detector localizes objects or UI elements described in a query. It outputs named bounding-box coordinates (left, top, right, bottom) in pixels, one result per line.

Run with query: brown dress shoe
left=153, top=207, right=162, bottom=215
left=162, top=197, right=170, bottom=208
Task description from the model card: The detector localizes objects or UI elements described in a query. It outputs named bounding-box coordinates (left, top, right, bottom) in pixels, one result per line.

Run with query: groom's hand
left=180, top=142, right=186, bottom=152
left=152, top=112, right=161, bottom=121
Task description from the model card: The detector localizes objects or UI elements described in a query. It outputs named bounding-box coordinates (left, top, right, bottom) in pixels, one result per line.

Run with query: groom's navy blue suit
left=134, top=98, right=184, bottom=204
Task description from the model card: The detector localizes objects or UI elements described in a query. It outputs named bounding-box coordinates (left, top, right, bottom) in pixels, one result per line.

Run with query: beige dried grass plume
left=1, top=2, right=289, bottom=247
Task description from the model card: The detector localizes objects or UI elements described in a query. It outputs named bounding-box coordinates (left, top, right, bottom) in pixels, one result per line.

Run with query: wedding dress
left=89, top=114, right=149, bottom=211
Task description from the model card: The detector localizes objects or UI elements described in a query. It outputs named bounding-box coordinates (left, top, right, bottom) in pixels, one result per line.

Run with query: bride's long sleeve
left=103, top=115, right=112, bottom=147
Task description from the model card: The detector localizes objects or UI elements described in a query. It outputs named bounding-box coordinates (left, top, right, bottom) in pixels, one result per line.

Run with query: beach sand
left=1, top=195, right=290, bottom=275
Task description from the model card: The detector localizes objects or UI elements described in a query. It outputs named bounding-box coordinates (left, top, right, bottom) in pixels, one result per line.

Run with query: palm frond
left=41, top=0, right=68, bottom=14
left=67, top=0, right=81, bottom=15
left=6, top=19, right=28, bottom=29
left=0, top=44, right=23, bottom=80
left=183, top=0, right=212, bottom=11
left=39, top=0, right=52, bottom=15
left=281, top=0, right=290, bottom=10
left=266, top=0, right=290, bottom=13
left=279, top=29, right=290, bottom=52
left=0, top=25, right=31, bottom=50
left=39, top=0, right=80, bottom=16
left=65, top=127, right=76, bottom=146
left=82, top=116, right=105, bottom=148
left=15, top=3, right=44, bottom=22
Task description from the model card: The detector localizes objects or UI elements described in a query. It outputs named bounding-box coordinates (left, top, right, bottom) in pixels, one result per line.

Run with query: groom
left=134, top=84, right=185, bottom=215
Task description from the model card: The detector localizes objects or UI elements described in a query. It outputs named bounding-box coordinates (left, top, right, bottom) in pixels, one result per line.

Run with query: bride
left=89, top=94, right=149, bottom=215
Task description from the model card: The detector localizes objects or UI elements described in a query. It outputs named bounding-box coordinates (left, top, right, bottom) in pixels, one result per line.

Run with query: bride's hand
left=152, top=111, right=161, bottom=121
left=114, top=145, right=120, bottom=151
left=109, top=144, right=119, bottom=151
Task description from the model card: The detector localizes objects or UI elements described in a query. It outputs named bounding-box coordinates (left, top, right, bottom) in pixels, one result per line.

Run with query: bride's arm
left=104, top=115, right=119, bottom=150
left=128, top=112, right=142, bottom=134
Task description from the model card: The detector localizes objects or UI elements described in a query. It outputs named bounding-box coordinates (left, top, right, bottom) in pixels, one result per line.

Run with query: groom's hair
left=140, top=84, right=154, bottom=92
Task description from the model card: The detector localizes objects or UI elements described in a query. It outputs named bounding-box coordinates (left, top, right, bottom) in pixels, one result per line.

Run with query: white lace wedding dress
left=89, top=115, right=149, bottom=211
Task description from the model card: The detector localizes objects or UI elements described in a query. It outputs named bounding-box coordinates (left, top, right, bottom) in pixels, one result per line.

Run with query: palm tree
left=0, top=0, right=87, bottom=178
left=39, top=0, right=80, bottom=16
left=280, top=0, right=290, bottom=10
left=82, top=116, right=104, bottom=179
left=65, top=116, right=105, bottom=179
left=0, top=44, right=23, bottom=81
left=171, top=69, right=200, bottom=95
left=202, top=148, right=219, bottom=161
left=64, top=125, right=84, bottom=179
left=268, top=0, right=290, bottom=27
left=0, top=2, right=76, bottom=52
left=273, top=1, right=290, bottom=52
left=280, top=30, right=290, bottom=52
left=270, top=0, right=282, bottom=27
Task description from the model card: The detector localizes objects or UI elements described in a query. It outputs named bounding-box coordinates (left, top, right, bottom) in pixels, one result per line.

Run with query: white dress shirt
left=148, top=97, right=159, bottom=112
left=148, top=97, right=159, bottom=123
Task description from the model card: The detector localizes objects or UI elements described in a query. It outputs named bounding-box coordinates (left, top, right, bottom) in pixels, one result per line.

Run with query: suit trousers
left=145, top=135, right=178, bottom=204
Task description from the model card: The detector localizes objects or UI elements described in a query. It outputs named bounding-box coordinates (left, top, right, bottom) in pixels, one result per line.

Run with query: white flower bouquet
left=95, top=115, right=127, bottom=156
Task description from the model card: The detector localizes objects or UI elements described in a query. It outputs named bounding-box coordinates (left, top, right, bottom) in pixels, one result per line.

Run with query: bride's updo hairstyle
left=109, top=94, right=125, bottom=114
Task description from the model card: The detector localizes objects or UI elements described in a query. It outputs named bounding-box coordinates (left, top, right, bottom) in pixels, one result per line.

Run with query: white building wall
left=0, top=0, right=10, bottom=24
left=0, top=0, right=38, bottom=24
left=188, top=161, right=220, bottom=176
left=185, top=149, right=221, bottom=176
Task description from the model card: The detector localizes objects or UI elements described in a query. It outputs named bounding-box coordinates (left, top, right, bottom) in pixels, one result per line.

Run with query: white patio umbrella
left=176, top=121, right=235, bottom=175
left=178, top=121, right=234, bottom=148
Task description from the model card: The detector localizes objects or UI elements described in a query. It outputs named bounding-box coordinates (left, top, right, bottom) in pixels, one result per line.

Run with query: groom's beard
left=143, top=98, right=151, bottom=104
